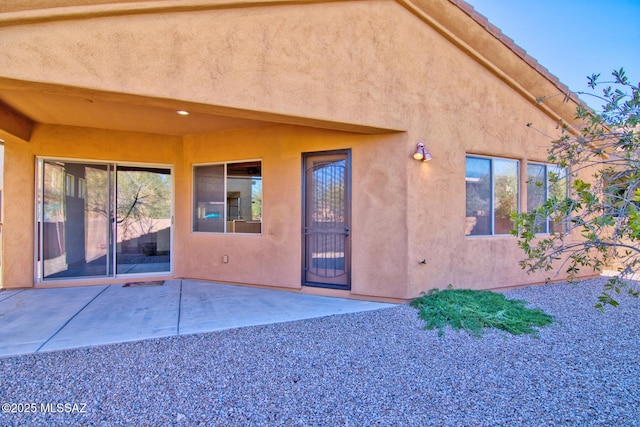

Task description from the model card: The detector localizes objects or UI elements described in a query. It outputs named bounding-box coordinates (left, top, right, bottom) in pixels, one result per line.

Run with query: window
left=465, top=156, right=519, bottom=236
left=65, top=173, right=75, bottom=197
left=603, top=170, right=640, bottom=217
left=527, top=163, right=568, bottom=233
left=193, top=161, right=262, bottom=234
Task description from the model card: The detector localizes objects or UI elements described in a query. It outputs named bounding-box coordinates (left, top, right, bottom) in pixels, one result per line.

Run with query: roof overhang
left=0, top=0, right=584, bottom=141
left=0, top=78, right=398, bottom=143
left=0, top=99, right=34, bottom=142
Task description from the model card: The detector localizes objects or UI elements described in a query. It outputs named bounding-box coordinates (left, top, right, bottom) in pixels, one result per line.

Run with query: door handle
left=344, top=226, right=350, bottom=237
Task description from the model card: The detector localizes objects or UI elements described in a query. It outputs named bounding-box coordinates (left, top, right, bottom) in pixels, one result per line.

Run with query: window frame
left=192, top=159, right=263, bottom=234
left=465, top=155, right=520, bottom=237
left=526, top=162, right=569, bottom=234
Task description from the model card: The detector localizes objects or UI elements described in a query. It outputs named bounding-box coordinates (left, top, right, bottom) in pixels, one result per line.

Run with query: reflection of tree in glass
left=251, top=179, right=262, bottom=221
left=84, top=169, right=170, bottom=243
left=549, top=168, right=567, bottom=200
left=117, top=171, right=171, bottom=242
left=495, top=175, right=518, bottom=220
left=43, top=163, right=65, bottom=222
left=466, top=174, right=490, bottom=217
left=85, top=168, right=109, bottom=220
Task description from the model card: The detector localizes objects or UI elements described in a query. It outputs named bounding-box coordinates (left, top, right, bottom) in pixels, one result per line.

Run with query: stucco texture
left=0, top=0, right=582, bottom=299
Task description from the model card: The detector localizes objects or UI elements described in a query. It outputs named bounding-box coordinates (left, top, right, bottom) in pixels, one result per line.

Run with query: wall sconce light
left=413, top=142, right=432, bottom=162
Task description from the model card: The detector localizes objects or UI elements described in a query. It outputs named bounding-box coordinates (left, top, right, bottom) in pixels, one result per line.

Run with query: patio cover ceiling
left=0, top=79, right=399, bottom=143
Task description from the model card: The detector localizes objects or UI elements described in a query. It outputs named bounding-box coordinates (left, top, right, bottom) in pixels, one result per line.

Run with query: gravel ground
left=0, top=278, right=639, bottom=426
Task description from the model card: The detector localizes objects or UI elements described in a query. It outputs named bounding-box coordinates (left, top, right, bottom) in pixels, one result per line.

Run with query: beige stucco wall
left=0, top=0, right=583, bottom=298
left=404, top=45, right=568, bottom=295
left=178, top=126, right=409, bottom=298
left=0, top=1, right=413, bottom=132
left=3, top=123, right=411, bottom=298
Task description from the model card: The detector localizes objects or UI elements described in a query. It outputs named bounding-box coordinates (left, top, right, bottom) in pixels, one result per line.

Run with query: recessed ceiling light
left=176, top=110, right=190, bottom=116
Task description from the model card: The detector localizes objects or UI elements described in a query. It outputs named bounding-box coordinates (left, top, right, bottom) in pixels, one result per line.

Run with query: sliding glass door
left=39, top=161, right=110, bottom=279
left=37, top=160, right=172, bottom=281
left=115, top=166, right=171, bottom=275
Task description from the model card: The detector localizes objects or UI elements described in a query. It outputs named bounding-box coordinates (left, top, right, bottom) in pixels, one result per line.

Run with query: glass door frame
left=35, top=157, right=174, bottom=283
left=113, top=163, right=174, bottom=277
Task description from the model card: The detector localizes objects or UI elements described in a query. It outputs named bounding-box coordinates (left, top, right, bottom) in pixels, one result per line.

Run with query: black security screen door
left=303, top=151, right=351, bottom=290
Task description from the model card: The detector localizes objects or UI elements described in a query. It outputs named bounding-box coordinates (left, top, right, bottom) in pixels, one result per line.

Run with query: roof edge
left=397, top=0, right=584, bottom=125
left=448, top=0, right=580, bottom=104
left=0, top=0, right=344, bottom=27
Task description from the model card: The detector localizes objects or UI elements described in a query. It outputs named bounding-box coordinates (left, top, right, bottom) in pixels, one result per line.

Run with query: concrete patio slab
left=0, top=280, right=396, bottom=358
left=40, top=280, right=181, bottom=352
left=178, top=280, right=394, bottom=334
left=0, top=289, right=23, bottom=303
left=0, top=286, right=107, bottom=357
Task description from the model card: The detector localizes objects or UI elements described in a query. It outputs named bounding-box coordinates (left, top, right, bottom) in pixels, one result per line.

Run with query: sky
left=467, top=0, right=640, bottom=109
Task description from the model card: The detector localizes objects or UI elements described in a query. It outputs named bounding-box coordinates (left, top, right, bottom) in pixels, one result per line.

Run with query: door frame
left=34, top=157, right=174, bottom=283
left=301, top=149, right=352, bottom=290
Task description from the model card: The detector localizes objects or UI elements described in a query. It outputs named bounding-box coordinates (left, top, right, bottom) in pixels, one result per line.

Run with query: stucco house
left=0, top=0, right=586, bottom=301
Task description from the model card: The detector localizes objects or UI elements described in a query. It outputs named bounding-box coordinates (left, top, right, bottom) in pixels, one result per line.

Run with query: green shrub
left=410, top=286, right=554, bottom=337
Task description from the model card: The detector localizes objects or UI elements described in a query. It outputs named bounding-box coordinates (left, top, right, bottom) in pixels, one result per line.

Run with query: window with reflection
left=527, top=163, right=568, bottom=233
left=465, top=156, right=519, bottom=236
left=193, top=161, right=262, bottom=234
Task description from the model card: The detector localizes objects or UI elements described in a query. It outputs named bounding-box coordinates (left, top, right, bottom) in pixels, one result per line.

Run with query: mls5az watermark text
left=2, top=403, right=88, bottom=414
